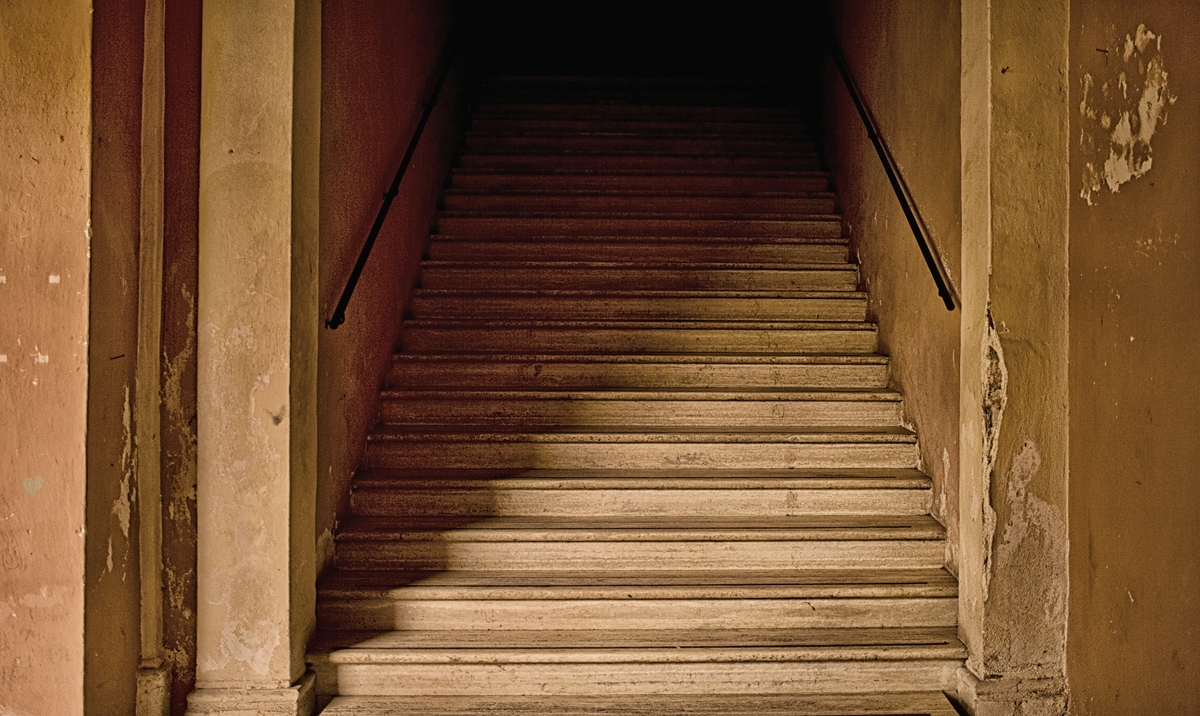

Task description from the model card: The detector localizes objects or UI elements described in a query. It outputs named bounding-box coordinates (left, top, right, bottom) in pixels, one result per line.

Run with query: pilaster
left=958, top=0, right=1071, bottom=712
left=189, top=0, right=319, bottom=713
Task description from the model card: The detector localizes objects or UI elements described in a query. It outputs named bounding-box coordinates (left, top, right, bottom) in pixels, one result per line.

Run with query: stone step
left=316, top=568, right=957, bottom=631
left=456, top=153, right=824, bottom=172
left=440, top=193, right=837, bottom=215
left=377, top=388, right=900, bottom=428
left=311, top=627, right=963, bottom=696
left=387, top=354, right=891, bottom=391
left=350, top=468, right=932, bottom=518
left=463, top=134, right=820, bottom=156
left=435, top=215, right=842, bottom=238
left=426, top=236, right=849, bottom=264
left=334, top=515, right=945, bottom=572
left=362, top=426, right=918, bottom=471
left=401, top=320, right=877, bottom=355
left=409, top=290, right=867, bottom=322
left=319, top=692, right=960, bottom=716
left=468, top=118, right=814, bottom=137
left=448, top=171, right=831, bottom=194
left=418, top=262, right=859, bottom=292
left=474, top=104, right=801, bottom=122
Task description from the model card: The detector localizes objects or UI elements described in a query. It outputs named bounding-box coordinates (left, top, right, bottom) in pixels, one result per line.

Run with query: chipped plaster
left=980, top=309, right=1007, bottom=602
left=1079, top=24, right=1177, bottom=205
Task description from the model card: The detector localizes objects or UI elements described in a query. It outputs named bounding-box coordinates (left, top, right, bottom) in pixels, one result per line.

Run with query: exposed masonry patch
left=997, top=442, right=1054, bottom=563
left=980, top=308, right=1007, bottom=602
left=111, top=385, right=135, bottom=579
left=1080, top=24, right=1177, bottom=205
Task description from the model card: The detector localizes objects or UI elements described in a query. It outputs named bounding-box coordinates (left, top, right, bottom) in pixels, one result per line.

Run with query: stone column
left=958, top=0, right=1071, bottom=712
left=187, top=0, right=320, bottom=713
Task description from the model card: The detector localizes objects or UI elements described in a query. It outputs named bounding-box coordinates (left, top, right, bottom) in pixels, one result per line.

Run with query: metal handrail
left=826, top=31, right=958, bottom=311
left=326, top=37, right=457, bottom=329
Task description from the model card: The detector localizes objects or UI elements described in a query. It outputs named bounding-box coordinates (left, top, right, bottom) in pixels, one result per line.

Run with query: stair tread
left=404, top=319, right=873, bottom=330
left=367, top=426, right=915, bottom=442
left=441, top=189, right=835, bottom=198
left=393, top=353, right=890, bottom=364
left=421, top=260, right=854, bottom=269
left=352, top=467, right=930, bottom=486
left=379, top=388, right=897, bottom=400
left=337, top=514, right=945, bottom=542
left=413, top=289, right=864, bottom=299
left=439, top=211, right=836, bottom=220
left=319, top=567, right=957, bottom=596
left=314, top=626, right=964, bottom=658
left=320, top=692, right=960, bottom=716
left=436, top=211, right=840, bottom=219
left=431, top=236, right=846, bottom=245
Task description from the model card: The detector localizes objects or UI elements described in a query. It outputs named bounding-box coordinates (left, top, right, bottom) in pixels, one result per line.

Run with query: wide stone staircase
left=311, top=77, right=964, bottom=715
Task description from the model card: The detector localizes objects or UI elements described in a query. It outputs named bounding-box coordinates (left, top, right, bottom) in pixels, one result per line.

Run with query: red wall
left=317, top=0, right=465, bottom=568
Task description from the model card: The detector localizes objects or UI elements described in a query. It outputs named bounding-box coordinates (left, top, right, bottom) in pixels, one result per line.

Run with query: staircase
left=311, top=77, right=964, bottom=715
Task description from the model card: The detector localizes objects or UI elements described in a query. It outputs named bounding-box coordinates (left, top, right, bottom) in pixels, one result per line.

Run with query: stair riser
left=317, top=597, right=957, bottom=632
left=441, top=195, right=836, bottom=214
left=351, top=488, right=930, bottom=518
left=402, top=328, right=877, bottom=355
left=449, top=174, right=831, bottom=194
left=463, top=137, right=820, bottom=156
left=436, top=217, right=841, bottom=238
left=321, top=660, right=958, bottom=697
left=409, top=297, right=866, bottom=322
left=364, top=442, right=918, bottom=471
left=421, top=267, right=858, bottom=292
left=427, top=241, right=848, bottom=264
left=335, top=540, right=944, bottom=572
left=456, top=155, right=824, bottom=172
left=379, top=399, right=900, bottom=427
left=388, top=362, right=890, bottom=390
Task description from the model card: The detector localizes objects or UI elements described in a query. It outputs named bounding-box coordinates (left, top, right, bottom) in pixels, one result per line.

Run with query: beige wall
left=1068, top=2, right=1200, bottom=712
left=0, top=2, right=93, bottom=714
left=317, top=0, right=464, bottom=569
left=825, top=0, right=963, bottom=570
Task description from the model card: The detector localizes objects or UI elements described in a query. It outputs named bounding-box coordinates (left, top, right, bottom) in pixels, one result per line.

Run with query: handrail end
left=326, top=312, right=345, bottom=330
left=940, top=290, right=957, bottom=312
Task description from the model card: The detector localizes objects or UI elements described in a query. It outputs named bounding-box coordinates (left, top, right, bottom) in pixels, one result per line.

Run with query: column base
left=956, top=667, right=1068, bottom=716
left=186, top=672, right=315, bottom=716
left=137, top=666, right=171, bottom=716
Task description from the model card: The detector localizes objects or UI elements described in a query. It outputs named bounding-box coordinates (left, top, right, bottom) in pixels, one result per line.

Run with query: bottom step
left=320, top=692, right=961, bottom=715
left=311, top=628, right=964, bottom=698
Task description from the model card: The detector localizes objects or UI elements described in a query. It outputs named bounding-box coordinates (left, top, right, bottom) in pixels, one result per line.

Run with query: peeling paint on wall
left=114, top=385, right=135, bottom=540
left=1079, top=24, right=1177, bottom=205
left=980, top=309, right=1007, bottom=601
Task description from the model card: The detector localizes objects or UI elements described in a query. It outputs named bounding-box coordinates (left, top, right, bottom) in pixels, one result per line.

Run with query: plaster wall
left=192, top=0, right=321, bottom=704
left=159, top=0, right=203, bottom=711
left=85, top=1, right=147, bottom=713
left=825, top=0, right=963, bottom=570
left=957, top=0, right=1072, bottom=710
left=317, top=0, right=463, bottom=570
left=1067, top=2, right=1200, bottom=712
left=0, top=2, right=93, bottom=714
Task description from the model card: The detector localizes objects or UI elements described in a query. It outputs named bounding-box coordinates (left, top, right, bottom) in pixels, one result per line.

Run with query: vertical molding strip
left=136, top=0, right=169, bottom=712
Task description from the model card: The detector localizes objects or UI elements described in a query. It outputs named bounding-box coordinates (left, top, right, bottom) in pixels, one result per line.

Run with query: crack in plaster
left=981, top=308, right=1007, bottom=602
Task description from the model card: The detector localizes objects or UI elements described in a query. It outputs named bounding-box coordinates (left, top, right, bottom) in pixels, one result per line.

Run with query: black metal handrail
left=826, top=31, right=958, bottom=311
left=326, top=37, right=457, bottom=330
